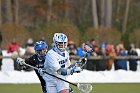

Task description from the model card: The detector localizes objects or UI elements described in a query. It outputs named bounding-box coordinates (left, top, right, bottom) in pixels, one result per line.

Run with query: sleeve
left=45, top=53, right=61, bottom=72
left=25, top=55, right=35, bottom=66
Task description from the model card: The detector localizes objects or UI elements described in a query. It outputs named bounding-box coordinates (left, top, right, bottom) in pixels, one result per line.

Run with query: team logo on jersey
left=36, top=63, right=44, bottom=68
left=59, top=58, right=68, bottom=68
left=59, top=59, right=68, bottom=64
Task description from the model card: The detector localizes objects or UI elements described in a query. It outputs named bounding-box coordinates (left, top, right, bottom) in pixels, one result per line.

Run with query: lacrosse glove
left=16, top=58, right=25, bottom=65
left=76, top=57, right=87, bottom=67
left=38, top=68, right=45, bottom=76
left=70, top=65, right=82, bottom=74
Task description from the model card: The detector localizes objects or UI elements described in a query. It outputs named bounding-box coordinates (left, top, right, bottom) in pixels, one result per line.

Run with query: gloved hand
left=73, top=66, right=82, bottom=73
left=38, top=68, right=45, bottom=76
left=16, top=58, right=25, bottom=65
left=77, top=57, right=87, bottom=67
left=70, top=65, right=82, bottom=74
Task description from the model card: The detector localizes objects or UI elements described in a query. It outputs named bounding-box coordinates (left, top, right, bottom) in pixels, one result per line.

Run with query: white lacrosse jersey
left=43, top=48, right=71, bottom=82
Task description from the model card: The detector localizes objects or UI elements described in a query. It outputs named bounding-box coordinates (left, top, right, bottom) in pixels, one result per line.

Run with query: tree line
left=0, top=0, right=140, bottom=49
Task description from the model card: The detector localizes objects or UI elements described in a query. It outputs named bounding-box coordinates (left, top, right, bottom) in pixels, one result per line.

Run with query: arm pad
left=57, top=68, right=71, bottom=76
left=57, top=65, right=82, bottom=76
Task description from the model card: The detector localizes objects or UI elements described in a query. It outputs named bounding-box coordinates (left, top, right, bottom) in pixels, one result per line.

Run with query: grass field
left=0, top=83, right=140, bottom=93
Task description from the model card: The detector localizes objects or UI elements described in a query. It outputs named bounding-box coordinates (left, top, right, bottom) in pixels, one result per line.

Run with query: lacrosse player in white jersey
left=38, top=33, right=87, bottom=93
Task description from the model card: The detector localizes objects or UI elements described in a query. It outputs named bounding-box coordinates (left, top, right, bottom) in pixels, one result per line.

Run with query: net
left=77, top=83, right=93, bottom=93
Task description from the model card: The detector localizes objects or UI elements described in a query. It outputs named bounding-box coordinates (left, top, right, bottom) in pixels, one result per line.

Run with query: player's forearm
left=57, top=68, right=71, bottom=76
left=57, top=64, right=82, bottom=76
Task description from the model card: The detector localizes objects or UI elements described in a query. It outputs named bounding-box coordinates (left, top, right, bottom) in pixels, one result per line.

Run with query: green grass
left=0, top=84, right=42, bottom=93
left=0, top=83, right=140, bottom=93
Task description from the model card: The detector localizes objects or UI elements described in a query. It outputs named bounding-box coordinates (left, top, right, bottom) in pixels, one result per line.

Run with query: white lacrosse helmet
left=53, top=33, right=68, bottom=51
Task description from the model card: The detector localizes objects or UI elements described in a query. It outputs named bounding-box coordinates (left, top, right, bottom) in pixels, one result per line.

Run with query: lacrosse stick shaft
left=23, top=62, right=93, bottom=93
left=23, top=62, right=77, bottom=86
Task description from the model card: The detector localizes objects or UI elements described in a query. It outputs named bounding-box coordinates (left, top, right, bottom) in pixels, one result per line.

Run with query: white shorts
left=45, top=79, right=69, bottom=93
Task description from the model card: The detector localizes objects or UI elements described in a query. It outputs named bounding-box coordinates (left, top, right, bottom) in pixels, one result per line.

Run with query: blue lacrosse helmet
left=34, top=41, right=48, bottom=60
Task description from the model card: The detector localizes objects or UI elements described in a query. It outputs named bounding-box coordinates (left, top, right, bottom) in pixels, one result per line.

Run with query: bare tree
left=5, top=0, right=13, bottom=23
left=105, top=0, right=112, bottom=27
left=100, top=0, right=106, bottom=26
left=114, top=0, right=121, bottom=23
left=83, top=0, right=90, bottom=18
left=0, top=0, right=2, bottom=25
left=14, top=0, right=19, bottom=25
left=91, top=0, right=98, bottom=28
left=122, top=0, right=130, bottom=35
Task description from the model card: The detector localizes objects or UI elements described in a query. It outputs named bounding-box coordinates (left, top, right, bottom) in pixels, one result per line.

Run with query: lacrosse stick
left=22, top=62, right=93, bottom=93
left=83, top=45, right=106, bottom=77
left=80, top=44, right=93, bottom=69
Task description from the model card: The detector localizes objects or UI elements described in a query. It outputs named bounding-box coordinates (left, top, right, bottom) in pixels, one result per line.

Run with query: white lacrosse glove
left=16, top=58, right=25, bottom=65
left=73, top=66, right=82, bottom=73
left=76, top=57, right=87, bottom=67
left=38, top=68, right=45, bottom=76
left=70, top=65, right=82, bottom=74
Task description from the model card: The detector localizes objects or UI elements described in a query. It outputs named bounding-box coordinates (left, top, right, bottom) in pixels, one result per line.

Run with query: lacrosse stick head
left=84, top=44, right=93, bottom=53
left=77, top=83, right=93, bottom=93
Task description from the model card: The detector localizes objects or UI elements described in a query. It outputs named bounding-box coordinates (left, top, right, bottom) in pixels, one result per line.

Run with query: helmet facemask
left=55, top=41, right=67, bottom=51
left=53, top=33, right=68, bottom=52
left=36, top=48, right=47, bottom=58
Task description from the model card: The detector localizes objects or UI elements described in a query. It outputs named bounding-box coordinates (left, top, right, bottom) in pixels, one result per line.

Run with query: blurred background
left=0, top=0, right=140, bottom=93
left=0, top=0, right=140, bottom=49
